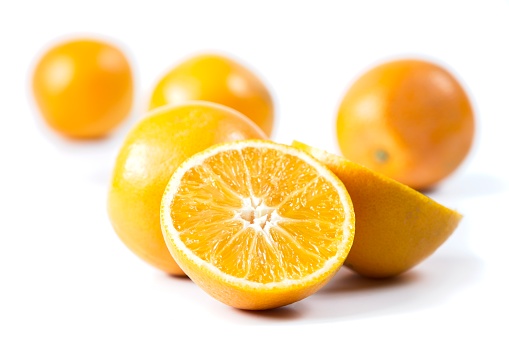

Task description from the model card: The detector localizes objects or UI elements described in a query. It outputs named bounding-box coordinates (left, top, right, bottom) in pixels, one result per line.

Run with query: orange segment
left=293, top=141, right=462, bottom=279
left=161, top=140, right=355, bottom=310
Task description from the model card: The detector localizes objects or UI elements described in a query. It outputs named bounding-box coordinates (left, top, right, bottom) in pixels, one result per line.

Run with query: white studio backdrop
left=1, top=1, right=508, bottom=338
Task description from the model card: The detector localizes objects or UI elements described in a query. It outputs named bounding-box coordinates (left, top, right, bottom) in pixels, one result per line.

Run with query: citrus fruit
left=160, top=140, right=355, bottom=310
left=148, top=53, right=275, bottom=136
left=335, top=58, right=475, bottom=190
left=293, top=141, right=462, bottom=279
left=107, top=101, right=267, bottom=275
left=32, top=37, right=134, bottom=139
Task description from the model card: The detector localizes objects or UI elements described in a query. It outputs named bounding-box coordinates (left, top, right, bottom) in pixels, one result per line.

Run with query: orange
left=32, top=37, right=134, bottom=139
left=336, top=59, right=475, bottom=190
left=107, top=101, right=267, bottom=275
left=293, top=141, right=462, bottom=278
left=161, top=140, right=355, bottom=309
left=148, top=53, right=275, bottom=136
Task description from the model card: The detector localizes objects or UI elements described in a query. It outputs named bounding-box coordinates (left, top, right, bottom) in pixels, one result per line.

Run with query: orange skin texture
left=293, top=141, right=462, bottom=278
left=336, top=59, right=475, bottom=190
left=32, top=38, right=134, bottom=139
left=149, top=53, right=275, bottom=136
left=107, top=101, right=267, bottom=275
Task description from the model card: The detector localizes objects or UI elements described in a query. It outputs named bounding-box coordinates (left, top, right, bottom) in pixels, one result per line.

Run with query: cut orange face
left=160, top=140, right=355, bottom=310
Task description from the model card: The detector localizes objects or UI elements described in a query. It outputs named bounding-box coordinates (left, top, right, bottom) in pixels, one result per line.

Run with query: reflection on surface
left=223, top=254, right=484, bottom=323
left=306, top=254, right=483, bottom=321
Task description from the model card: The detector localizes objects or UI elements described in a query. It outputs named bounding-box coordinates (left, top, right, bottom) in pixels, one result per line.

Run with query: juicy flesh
left=170, top=147, right=346, bottom=283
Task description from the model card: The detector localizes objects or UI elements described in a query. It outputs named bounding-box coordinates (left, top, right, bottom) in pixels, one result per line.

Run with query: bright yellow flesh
left=169, top=145, right=348, bottom=284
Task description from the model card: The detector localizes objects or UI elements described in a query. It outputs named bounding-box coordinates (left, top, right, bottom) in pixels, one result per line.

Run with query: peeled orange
left=107, top=101, right=267, bottom=275
left=293, top=141, right=462, bottom=279
left=161, top=140, right=355, bottom=309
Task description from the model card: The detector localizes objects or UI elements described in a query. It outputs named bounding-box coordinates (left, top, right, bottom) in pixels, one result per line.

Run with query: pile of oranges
left=31, top=35, right=475, bottom=310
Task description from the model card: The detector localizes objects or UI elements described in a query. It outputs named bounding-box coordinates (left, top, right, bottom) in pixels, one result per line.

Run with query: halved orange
left=160, top=140, right=355, bottom=310
left=293, top=141, right=462, bottom=279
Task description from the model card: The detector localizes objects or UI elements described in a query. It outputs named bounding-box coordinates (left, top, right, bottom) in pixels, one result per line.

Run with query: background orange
left=336, top=59, right=475, bottom=190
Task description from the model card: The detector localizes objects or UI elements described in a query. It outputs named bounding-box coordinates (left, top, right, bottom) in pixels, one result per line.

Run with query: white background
left=1, top=0, right=508, bottom=337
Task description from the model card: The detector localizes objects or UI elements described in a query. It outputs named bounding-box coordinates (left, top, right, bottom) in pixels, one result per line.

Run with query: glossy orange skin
left=149, top=53, right=275, bottom=136
left=32, top=38, right=133, bottom=139
left=107, top=101, right=267, bottom=275
left=336, top=59, right=475, bottom=190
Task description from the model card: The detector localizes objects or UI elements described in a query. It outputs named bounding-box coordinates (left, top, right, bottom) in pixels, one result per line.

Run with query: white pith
left=235, top=197, right=282, bottom=233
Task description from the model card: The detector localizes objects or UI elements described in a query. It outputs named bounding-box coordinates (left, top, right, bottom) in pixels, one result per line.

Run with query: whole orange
left=32, top=37, right=134, bottom=139
left=148, top=53, right=275, bottom=136
left=336, top=59, right=475, bottom=190
left=107, top=101, right=267, bottom=275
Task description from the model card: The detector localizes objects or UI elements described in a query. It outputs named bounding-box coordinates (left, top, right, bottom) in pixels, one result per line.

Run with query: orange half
left=161, top=140, right=355, bottom=310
